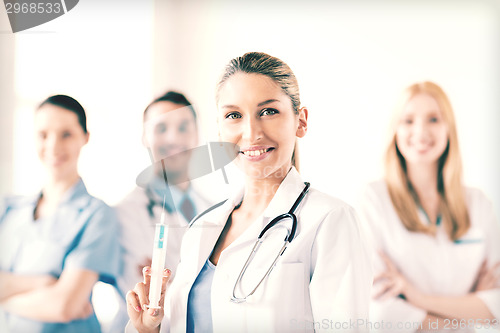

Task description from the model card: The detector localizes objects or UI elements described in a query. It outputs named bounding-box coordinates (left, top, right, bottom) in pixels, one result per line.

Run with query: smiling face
left=217, top=73, right=307, bottom=181
left=35, top=104, right=89, bottom=180
left=143, top=101, right=198, bottom=175
left=396, top=93, right=449, bottom=167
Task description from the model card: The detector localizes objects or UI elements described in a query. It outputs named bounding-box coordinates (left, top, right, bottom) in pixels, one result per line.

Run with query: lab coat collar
left=198, top=189, right=243, bottom=227
left=187, top=197, right=236, bottom=282
left=201, top=167, right=306, bottom=228
left=261, top=167, right=306, bottom=221
left=188, top=167, right=307, bottom=277
left=194, top=176, right=246, bottom=227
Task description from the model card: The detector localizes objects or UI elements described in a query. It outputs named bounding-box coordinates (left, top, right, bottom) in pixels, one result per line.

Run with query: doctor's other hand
left=473, top=260, right=500, bottom=292
left=373, top=251, right=422, bottom=303
left=126, top=266, right=171, bottom=333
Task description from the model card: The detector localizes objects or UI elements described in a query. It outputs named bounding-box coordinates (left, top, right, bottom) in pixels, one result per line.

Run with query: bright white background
left=154, top=0, right=500, bottom=208
left=1, top=0, right=499, bottom=330
left=1, top=0, right=498, bottom=208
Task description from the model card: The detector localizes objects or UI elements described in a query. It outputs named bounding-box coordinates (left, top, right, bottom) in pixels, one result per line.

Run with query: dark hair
left=38, top=95, right=88, bottom=134
left=216, top=52, right=300, bottom=114
left=143, top=91, right=197, bottom=123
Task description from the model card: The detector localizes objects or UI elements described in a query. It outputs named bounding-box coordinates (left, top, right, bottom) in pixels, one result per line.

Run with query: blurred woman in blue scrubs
left=0, top=95, right=121, bottom=333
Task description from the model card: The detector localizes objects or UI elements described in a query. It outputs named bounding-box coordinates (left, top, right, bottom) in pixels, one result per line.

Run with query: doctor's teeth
left=243, top=149, right=268, bottom=156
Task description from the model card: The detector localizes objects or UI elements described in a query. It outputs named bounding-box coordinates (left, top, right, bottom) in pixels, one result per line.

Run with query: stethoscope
left=230, top=181, right=311, bottom=303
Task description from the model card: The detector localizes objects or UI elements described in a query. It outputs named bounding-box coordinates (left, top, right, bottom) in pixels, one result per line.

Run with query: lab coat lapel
left=190, top=191, right=243, bottom=277
left=262, top=167, right=305, bottom=220
left=221, top=167, right=306, bottom=255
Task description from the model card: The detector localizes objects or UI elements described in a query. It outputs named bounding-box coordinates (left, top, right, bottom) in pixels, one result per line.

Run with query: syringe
left=147, top=196, right=168, bottom=309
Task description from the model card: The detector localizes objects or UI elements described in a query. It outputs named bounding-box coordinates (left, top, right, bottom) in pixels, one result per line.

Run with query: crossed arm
left=374, top=252, right=499, bottom=329
left=0, top=271, right=56, bottom=301
left=0, top=268, right=98, bottom=322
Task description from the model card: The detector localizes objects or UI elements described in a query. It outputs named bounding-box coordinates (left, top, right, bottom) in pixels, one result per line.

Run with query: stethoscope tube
left=231, top=182, right=311, bottom=303
left=257, top=181, right=310, bottom=243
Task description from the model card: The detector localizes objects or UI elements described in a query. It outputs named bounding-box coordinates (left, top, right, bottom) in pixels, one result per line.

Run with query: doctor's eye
left=429, top=116, right=439, bottom=123
left=260, top=108, right=279, bottom=116
left=225, top=112, right=242, bottom=120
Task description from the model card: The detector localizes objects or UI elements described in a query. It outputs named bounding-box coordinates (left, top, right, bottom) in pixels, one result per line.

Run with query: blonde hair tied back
left=216, top=52, right=301, bottom=172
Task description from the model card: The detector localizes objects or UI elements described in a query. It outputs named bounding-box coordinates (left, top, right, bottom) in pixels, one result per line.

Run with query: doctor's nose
left=241, top=117, right=263, bottom=142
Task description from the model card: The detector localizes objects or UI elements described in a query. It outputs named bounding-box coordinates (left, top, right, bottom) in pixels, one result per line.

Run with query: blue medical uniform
left=0, top=179, right=122, bottom=333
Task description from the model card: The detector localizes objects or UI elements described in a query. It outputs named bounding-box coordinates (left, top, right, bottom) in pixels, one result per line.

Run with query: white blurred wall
left=152, top=0, right=500, bottom=209
left=0, top=11, right=14, bottom=196
left=2, top=0, right=498, bottom=209
left=2, top=1, right=156, bottom=205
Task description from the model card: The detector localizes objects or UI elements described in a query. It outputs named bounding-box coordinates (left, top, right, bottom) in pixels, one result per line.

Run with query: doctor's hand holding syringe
left=126, top=199, right=171, bottom=332
left=126, top=142, right=238, bottom=331
left=126, top=265, right=171, bottom=330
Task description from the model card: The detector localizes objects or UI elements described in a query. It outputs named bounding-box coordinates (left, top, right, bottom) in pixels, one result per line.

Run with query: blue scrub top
left=186, top=259, right=216, bottom=333
left=0, top=179, right=122, bottom=333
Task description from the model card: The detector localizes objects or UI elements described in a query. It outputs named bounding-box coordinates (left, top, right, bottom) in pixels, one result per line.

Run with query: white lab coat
left=126, top=167, right=373, bottom=333
left=357, top=180, right=500, bottom=333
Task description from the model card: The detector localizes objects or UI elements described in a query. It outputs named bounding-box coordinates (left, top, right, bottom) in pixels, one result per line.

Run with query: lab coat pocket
left=246, top=261, right=307, bottom=333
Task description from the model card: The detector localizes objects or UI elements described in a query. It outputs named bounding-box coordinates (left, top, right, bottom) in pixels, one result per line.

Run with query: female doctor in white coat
left=126, top=52, right=373, bottom=333
left=358, top=81, right=500, bottom=332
